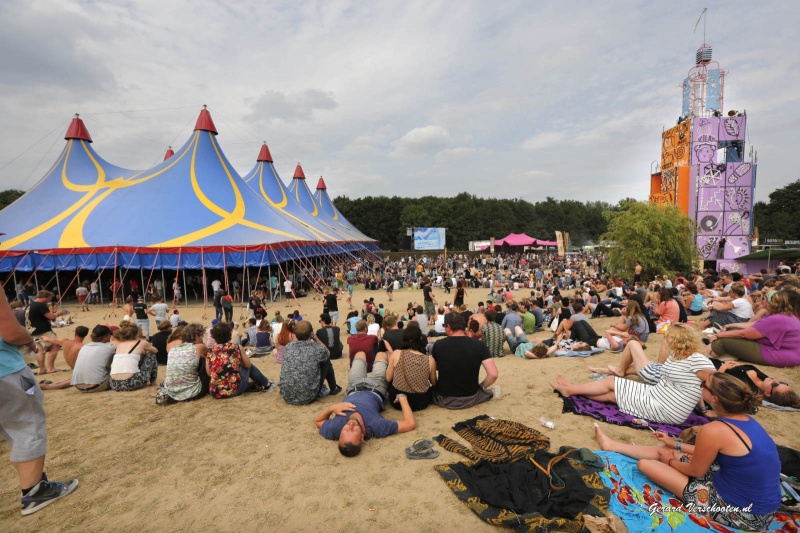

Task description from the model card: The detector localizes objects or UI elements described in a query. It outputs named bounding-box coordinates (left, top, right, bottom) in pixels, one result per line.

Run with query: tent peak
left=163, top=146, right=175, bottom=161
left=293, top=163, right=306, bottom=179
left=65, top=114, right=92, bottom=143
left=194, top=105, right=218, bottom=135
left=257, top=142, right=273, bottom=162
left=316, top=177, right=327, bottom=190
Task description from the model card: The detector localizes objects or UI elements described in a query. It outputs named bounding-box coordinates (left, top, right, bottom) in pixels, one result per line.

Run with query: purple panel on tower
left=697, top=211, right=724, bottom=236
left=725, top=162, right=753, bottom=188
left=718, top=116, right=746, bottom=142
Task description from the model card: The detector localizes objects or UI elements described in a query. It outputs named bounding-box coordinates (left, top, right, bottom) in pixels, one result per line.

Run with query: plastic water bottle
left=539, top=416, right=555, bottom=429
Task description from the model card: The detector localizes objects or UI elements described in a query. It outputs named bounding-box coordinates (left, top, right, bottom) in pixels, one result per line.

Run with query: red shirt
left=347, top=333, right=378, bottom=372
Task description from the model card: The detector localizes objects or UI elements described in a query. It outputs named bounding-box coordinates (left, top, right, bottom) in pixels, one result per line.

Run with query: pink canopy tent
left=481, top=233, right=557, bottom=250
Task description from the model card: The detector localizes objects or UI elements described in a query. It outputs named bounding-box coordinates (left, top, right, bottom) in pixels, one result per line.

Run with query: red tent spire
left=163, top=146, right=175, bottom=161
left=65, top=114, right=92, bottom=143
left=194, top=105, right=218, bottom=135
left=257, top=142, right=273, bottom=162
left=316, top=177, right=327, bottom=190
left=293, top=163, right=306, bottom=179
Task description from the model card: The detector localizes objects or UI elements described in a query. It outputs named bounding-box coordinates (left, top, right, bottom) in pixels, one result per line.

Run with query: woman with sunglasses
left=594, top=372, right=781, bottom=531
left=708, top=289, right=800, bottom=367
left=703, top=359, right=799, bottom=411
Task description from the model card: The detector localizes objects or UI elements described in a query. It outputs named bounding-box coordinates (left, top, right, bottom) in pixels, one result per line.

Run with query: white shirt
left=731, top=297, right=754, bottom=319
left=284, top=280, right=292, bottom=292
left=211, top=280, right=222, bottom=292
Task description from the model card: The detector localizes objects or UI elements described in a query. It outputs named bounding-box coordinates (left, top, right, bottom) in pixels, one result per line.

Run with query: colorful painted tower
left=650, top=43, right=755, bottom=267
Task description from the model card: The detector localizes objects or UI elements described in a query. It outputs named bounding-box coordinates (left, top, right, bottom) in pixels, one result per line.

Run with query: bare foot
left=594, top=425, right=615, bottom=451
left=587, top=365, right=610, bottom=375
left=550, top=380, right=572, bottom=397
left=606, top=365, right=625, bottom=378
left=556, top=374, right=570, bottom=386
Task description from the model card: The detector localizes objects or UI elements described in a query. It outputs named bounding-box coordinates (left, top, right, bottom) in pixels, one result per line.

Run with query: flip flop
left=39, top=380, right=53, bottom=385
left=406, top=448, right=439, bottom=460
left=405, top=439, right=435, bottom=455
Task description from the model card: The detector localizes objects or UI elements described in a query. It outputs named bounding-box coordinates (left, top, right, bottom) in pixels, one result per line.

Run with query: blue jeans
left=238, top=364, right=270, bottom=394
left=504, top=330, right=529, bottom=353
left=215, top=306, right=223, bottom=320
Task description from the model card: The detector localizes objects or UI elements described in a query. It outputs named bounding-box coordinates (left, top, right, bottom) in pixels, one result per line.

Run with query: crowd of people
left=2, top=251, right=799, bottom=528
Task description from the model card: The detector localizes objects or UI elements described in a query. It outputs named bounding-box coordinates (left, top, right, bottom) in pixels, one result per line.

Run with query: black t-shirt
left=133, top=302, right=148, bottom=320
left=28, top=301, right=53, bottom=335
left=383, top=329, right=404, bottom=351
left=423, top=285, right=433, bottom=302
left=213, top=292, right=222, bottom=307
left=432, top=336, right=490, bottom=397
left=324, top=294, right=338, bottom=312
left=711, top=359, right=767, bottom=392
left=150, top=330, right=171, bottom=365
left=316, top=326, right=342, bottom=359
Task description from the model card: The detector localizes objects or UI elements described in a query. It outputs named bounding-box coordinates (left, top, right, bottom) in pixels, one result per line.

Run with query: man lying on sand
left=315, top=351, right=416, bottom=457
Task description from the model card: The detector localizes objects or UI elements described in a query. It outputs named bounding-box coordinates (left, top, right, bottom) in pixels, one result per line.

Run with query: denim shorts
left=0, top=366, right=47, bottom=462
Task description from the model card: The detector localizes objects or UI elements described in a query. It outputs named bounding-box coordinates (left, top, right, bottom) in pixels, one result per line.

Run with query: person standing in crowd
left=0, top=288, right=79, bottom=515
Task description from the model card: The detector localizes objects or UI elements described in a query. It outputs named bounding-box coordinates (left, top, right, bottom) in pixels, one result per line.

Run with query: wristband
left=676, top=440, right=682, bottom=453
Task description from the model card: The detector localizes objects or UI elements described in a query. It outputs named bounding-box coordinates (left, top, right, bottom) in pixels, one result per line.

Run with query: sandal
left=405, top=439, right=435, bottom=455
left=406, top=448, right=439, bottom=460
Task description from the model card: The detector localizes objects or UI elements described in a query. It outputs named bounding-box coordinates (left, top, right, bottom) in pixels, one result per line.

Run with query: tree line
left=333, top=192, right=621, bottom=251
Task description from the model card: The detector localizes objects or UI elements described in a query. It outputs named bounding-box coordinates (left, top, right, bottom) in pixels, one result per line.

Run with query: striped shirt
left=615, top=353, right=715, bottom=424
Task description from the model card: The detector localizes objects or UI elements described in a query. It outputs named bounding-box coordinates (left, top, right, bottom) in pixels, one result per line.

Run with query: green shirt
left=521, top=312, right=537, bottom=334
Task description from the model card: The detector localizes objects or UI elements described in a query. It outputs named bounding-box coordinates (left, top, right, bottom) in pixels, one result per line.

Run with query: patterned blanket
left=596, top=451, right=800, bottom=532
left=434, top=414, right=550, bottom=463
left=436, top=451, right=610, bottom=533
left=558, top=392, right=710, bottom=437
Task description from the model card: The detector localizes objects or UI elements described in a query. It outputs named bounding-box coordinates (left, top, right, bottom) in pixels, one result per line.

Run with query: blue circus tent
left=241, top=143, right=374, bottom=245
left=313, top=177, right=373, bottom=241
left=286, top=164, right=372, bottom=241
left=0, top=108, right=377, bottom=274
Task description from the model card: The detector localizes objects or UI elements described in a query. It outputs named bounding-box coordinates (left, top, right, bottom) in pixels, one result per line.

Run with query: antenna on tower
left=694, top=8, right=708, bottom=41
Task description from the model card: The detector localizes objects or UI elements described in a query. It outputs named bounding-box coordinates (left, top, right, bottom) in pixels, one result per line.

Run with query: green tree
left=0, top=189, right=24, bottom=211
left=753, top=179, right=800, bottom=241
left=602, top=201, right=698, bottom=280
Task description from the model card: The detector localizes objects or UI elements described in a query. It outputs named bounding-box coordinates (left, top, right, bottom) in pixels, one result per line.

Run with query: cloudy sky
left=1, top=0, right=797, bottom=203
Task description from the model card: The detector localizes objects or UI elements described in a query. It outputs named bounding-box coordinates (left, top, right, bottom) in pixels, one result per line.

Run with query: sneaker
left=490, top=385, right=501, bottom=399
left=264, top=382, right=277, bottom=393
left=21, top=479, right=79, bottom=516
left=330, top=385, right=343, bottom=395
left=319, top=385, right=330, bottom=398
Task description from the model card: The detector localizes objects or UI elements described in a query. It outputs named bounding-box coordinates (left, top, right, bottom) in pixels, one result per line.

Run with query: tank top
left=712, top=417, right=781, bottom=515
left=391, top=350, right=431, bottom=393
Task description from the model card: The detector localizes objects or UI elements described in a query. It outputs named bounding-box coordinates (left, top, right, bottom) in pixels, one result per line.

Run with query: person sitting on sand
left=706, top=289, right=800, bottom=367
left=315, top=351, right=416, bottom=457
left=279, top=320, right=340, bottom=405
left=588, top=338, right=667, bottom=385
left=593, top=372, right=781, bottom=531
left=385, top=326, right=435, bottom=411
left=432, top=312, right=499, bottom=409
left=696, top=282, right=753, bottom=331
left=108, top=322, right=159, bottom=392
left=160, top=323, right=209, bottom=403
left=46, top=326, right=88, bottom=369
left=551, top=324, right=716, bottom=425
left=70, top=325, right=115, bottom=393
left=598, top=301, right=648, bottom=351
left=207, top=322, right=276, bottom=398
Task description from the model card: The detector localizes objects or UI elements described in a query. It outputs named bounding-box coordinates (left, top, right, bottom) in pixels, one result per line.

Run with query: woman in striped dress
left=551, top=324, right=716, bottom=425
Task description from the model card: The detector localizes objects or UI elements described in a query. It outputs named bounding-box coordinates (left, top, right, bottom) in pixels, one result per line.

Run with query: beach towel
left=435, top=450, right=610, bottom=533
left=595, top=451, right=800, bottom=532
left=434, top=415, right=550, bottom=463
left=763, top=399, right=800, bottom=412
left=555, top=347, right=604, bottom=358
left=558, top=393, right=710, bottom=437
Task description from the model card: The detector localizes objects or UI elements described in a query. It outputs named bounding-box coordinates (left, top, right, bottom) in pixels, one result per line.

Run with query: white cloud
left=390, top=125, right=455, bottom=158
left=0, top=1, right=796, bottom=204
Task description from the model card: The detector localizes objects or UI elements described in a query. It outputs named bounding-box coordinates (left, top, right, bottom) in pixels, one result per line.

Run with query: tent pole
left=12, top=272, right=17, bottom=297
left=34, top=271, right=39, bottom=294
left=268, top=264, right=273, bottom=303
left=55, top=271, right=62, bottom=303
left=182, top=269, right=188, bottom=309
left=140, top=268, right=145, bottom=301
left=161, top=270, right=167, bottom=305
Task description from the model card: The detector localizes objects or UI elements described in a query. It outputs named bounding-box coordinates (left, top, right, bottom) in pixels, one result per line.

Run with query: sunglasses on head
left=771, top=381, right=789, bottom=390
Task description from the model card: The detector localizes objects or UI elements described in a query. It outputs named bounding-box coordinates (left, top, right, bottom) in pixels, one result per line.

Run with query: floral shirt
left=208, top=343, right=243, bottom=399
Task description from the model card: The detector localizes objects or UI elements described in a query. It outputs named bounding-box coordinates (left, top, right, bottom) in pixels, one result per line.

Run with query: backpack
left=221, top=296, right=233, bottom=310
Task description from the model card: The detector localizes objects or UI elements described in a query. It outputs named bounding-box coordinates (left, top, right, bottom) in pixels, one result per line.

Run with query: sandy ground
left=1, top=286, right=798, bottom=532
